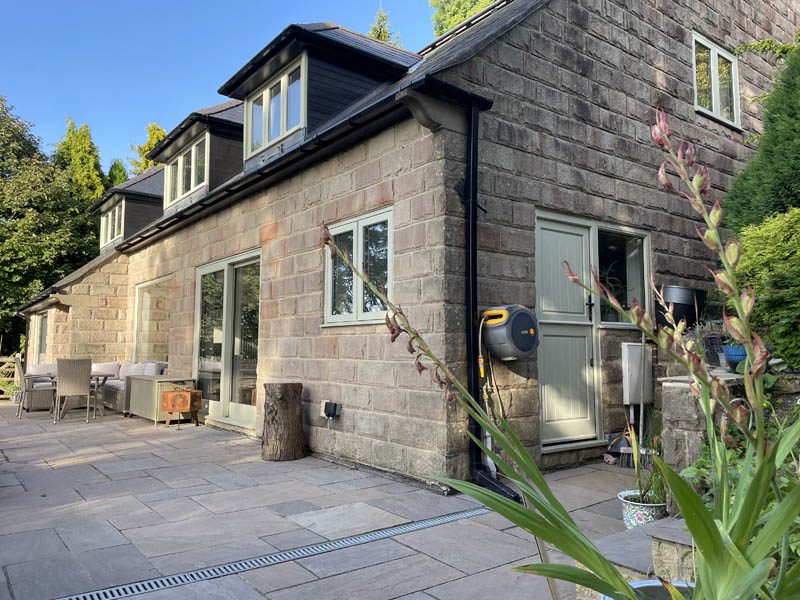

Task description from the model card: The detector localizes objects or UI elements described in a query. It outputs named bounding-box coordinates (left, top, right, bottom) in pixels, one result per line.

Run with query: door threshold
left=204, top=416, right=259, bottom=438
left=541, top=438, right=607, bottom=454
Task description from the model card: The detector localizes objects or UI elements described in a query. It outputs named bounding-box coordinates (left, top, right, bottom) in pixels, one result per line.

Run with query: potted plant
left=321, top=110, right=800, bottom=599
left=617, top=425, right=667, bottom=529
left=723, top=340, right=748, bottom=371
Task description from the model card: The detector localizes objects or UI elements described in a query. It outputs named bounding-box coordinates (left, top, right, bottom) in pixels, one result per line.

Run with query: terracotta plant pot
left=617, top=489, right=668, bottom=529
left=600, top=579, right=694, bottom=599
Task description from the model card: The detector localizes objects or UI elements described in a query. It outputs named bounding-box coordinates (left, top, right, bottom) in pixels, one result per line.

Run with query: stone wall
left=120, top=117, right=466, bottom=482
left=437, top=0, right=796, bottom=458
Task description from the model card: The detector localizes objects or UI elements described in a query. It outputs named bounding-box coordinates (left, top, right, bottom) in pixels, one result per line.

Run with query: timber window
left=164, top=133, right=209, bottom=206
left=692, top=33, right=740, bottom=127
left=100, top=202, right=124, bottom=247
left=245, top=54, right=306, bottom=157
left=324, top=208, right=393, bottom=324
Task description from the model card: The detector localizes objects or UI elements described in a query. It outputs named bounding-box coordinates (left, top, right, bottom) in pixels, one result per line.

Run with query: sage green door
left=535, top=217, right=598, bottom=444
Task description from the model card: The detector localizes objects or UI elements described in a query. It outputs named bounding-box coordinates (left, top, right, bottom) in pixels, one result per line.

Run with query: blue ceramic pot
left=723, top=344, right=747, bottom=371
left=600, top=579, right=694, bottom=599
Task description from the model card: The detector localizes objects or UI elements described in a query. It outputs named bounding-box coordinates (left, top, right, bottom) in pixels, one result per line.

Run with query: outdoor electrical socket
left=322, top=401, right=341, bottom=419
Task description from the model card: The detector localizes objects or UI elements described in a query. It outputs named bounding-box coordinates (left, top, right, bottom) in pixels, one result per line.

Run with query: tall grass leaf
left=746, top=483, right=800, bottom=561
left=514, top=563, right=632, bottom=600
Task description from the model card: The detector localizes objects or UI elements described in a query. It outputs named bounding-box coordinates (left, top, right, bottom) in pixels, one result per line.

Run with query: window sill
left=321, top=318, right=386, bottom=328
left=694, top=108, right=744, bottom=133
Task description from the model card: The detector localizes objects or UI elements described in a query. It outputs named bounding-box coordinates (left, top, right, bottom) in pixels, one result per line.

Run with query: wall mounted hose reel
left=479, top=305, right=539, bottom=362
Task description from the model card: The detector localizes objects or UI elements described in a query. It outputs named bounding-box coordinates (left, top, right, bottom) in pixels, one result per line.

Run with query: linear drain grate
left=59, top=505, right=489, bottom=600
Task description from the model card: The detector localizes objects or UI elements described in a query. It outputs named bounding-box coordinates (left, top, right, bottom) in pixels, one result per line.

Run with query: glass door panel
left=229, top=262, right=259, bottom=422
left=198, top=270, right=224, bottom=415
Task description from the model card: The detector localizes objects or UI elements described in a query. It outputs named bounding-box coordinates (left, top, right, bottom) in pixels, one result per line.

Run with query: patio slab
left=1, top=399, right=635, bottom=599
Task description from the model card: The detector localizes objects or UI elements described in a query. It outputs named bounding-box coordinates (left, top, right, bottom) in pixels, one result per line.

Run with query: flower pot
left=723, top=344, right=747, bottom=371
left=600, top=579, right=694, bottom=599
left=655, top=285, right=707, bottom=328
left=618, top=489, right=667, bottom=529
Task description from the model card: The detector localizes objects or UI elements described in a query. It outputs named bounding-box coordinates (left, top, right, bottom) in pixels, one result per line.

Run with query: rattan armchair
left=14, top=355, right=55, bottom=419
left=55, top=358, right=97, bottom=423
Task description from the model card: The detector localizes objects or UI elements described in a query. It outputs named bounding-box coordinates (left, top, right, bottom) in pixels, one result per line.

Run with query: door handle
left=586, top=294, right=595, bottom=322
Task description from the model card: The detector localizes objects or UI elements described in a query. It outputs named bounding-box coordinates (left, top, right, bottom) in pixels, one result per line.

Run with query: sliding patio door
left=195, top=252, right=261, bottom=429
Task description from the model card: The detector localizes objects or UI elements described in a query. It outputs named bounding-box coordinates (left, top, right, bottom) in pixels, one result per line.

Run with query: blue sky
left=1, top=1, right=435, bottom=173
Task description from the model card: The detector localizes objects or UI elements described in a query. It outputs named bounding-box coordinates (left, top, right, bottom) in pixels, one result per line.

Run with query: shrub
left=737, top=207, right=800, bottom=367
left=724, top=50, right=800, bottom=231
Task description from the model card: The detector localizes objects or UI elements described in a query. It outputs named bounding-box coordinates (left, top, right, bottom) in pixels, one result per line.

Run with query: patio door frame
left=193, top=249, right=261, bottom=429
left=535, top=210, right=652, bottom=451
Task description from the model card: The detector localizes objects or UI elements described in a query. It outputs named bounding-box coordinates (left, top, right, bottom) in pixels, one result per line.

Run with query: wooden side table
left=160, top=389, right=203, bottom=429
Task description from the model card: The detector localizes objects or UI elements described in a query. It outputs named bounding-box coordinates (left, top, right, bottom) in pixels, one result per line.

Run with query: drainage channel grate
left=59, top=505, right=489, bottom=600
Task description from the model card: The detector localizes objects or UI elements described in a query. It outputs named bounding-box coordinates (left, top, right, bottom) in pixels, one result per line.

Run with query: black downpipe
left=464, top=105, right=521, bottom=503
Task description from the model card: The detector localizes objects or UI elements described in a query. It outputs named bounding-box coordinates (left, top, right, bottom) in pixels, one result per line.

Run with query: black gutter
left=464, top=105, right=520, bottom=503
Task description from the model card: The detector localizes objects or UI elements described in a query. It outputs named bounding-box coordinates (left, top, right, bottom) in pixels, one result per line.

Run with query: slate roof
left=296, top=22, right=421, bottom=68
left=193, top=99, right=244, bottom=125
left=147, top=99, right=243, bottom=160
left=90, top=165, right=164, bottom=212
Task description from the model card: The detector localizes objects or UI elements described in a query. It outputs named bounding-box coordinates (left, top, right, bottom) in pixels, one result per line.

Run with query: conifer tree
left=129, top=123, right=166, bottom=175
left=430, top=0, right=494, bottom=36
left=106, top=158, right=128, bottom=188
left=54, top=117, right=106, bottom=201
left=368, top=8, right=400, bottom=46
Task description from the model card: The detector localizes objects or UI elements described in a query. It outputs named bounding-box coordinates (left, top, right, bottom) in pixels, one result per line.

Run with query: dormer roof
left=148, top=100, right=244, bottom=163
left=90, top=166, right=164, bottom=214
left=218, top=22, right=421, bottom=100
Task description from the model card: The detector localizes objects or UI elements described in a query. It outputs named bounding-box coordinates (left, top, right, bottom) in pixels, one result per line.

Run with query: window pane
left=182, top=151, right=192, bottom=194
left=38, top=314, right=48, bottom=357
left=362, top=220, right=389, bottom=313
left=694, top=42, right=712, bottom=111
left=135, top=278, right=172, bottom=363
left=598, top=231, right=643, bottom=322
left=231, top=263, right=259, bottom=406
left=100, top=214, right=107, bottom=245
left=250, top=95, right=263, bottom=152
left=194, top=140, right=206, bottom=187
left=169, top=162, right=178, bottom=203
left=115, top=205, right=122, bottom=238
left=198, top=270, right=225, bottom=406
left=287, top=68, right=301, bottom=130
left=331, top=230, right=354, bottom=315
left=718, top=55, right=735, bottom=121
left=268, top=83, right=282, bottom=141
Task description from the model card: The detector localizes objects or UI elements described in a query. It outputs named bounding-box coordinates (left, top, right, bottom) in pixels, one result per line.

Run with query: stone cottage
left=19, top=0, right=798, bottom=485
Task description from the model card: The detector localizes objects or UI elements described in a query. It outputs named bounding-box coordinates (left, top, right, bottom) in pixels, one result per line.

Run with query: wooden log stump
left=262, top=383, right=305, bottom=461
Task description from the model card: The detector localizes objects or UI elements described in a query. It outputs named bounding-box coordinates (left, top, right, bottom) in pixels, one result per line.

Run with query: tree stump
left=262, top=383, right=305, bottom=461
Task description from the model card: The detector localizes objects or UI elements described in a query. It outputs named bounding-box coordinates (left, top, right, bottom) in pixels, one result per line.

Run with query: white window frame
left=35, top=312, right=48, bottom=362
left=324, top=208, right=393, bottom=325
left=133, top=275, right=173, bottom=363
left=692, top=32, right=741, bottom=128
left=164, top=132, right=210, bottom=207
left=100, top=201, right=125, bottom=248
left=244, top=53, right=308, bottom=159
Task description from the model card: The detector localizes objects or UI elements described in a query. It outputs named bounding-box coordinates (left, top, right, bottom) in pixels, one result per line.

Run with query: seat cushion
left=118, top=361, right=134, bottom=379
left=31, top=382, right=55, bottom=391
left=92, top=361, right=120, bottom=379
left=141, top=362, right=160, bottom=376
left=28, top=363, right=56, bottom=375
left=103, top=379, right=126, bottom=392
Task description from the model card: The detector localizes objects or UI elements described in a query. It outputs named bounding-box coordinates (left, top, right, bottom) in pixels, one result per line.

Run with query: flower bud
left=697, top=226, right=722, bottom=252
left=725, top=240, right=742, bottom=268
left=723, top=311, right=747, bottom=343
left=678, top=141, right=695, bottom=167
left=740, top=287, right=755, bottom=318
left=752, top=333, right=769, bottom=377
left=712, top=270, right=736, bottom=295
left=658, top=161, right=673, bottom=192
left=709, top=200, right=723, bottom=228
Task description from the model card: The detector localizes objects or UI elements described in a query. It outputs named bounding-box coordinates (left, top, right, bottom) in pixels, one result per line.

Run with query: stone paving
left=0, top=400, right=633, bottom=599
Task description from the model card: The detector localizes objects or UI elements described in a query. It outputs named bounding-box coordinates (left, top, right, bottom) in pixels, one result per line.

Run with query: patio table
left=24, top=370, right=116, bottom=421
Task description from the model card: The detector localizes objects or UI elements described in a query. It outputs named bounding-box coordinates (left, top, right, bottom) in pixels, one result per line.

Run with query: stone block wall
left=121, top=117, right=467, bottom=482
left=437, top=0, right=796, bottom=456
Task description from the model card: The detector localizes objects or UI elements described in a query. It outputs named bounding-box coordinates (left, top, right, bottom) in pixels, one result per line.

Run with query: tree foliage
left=430, top=0, right=494, bottom=36
left=106, top=158, right=128, bottom=188
left=0, top=97, right=98, bottom=355
left=368, top=9, right=400, bottom=46
left=736, top=208, right=800, bottom=367
left=737, top=29, right=800, bottom=61
left=723, top=49, right=800, bottom=231
left=54, top=117, right=106, bottom=201
left=129, top=123, right=166, bottom=176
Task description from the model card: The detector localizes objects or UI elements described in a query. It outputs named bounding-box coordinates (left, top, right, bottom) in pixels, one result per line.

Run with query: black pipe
left=464, top=105, right=520, bottom=503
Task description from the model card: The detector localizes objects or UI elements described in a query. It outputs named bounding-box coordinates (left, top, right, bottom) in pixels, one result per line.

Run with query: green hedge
left=724, top=50, right=800, bottom=231
left=737, top=207, right=800, bottom=367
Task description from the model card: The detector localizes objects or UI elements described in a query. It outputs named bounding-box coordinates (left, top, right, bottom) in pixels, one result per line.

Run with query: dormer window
left=100, top=202, right=124, bottom=247
left=165, top=133, right=208, bottom=206
left=245, top=54, right=306, bottom=157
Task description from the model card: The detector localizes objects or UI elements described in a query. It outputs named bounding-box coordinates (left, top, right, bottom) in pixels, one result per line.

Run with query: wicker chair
left=14, top=355, right=55, bottom=419
left=55, top=358, right=96, bottom=423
